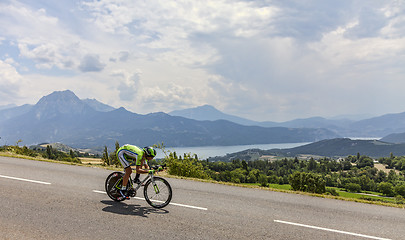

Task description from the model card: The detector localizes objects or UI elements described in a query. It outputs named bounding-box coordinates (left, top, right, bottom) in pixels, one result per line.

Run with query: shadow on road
left=100, top=200, right=169, bottom=217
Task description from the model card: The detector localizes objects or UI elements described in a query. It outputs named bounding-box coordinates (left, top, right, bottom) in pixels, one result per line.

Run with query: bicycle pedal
left=128, top=189, right=137, bottom=197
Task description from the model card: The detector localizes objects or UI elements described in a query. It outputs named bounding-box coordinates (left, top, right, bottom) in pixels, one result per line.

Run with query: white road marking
left=274, top=220, right=392, bottom=240
left=93, top=190, right=208, bottom=211
left=92, top=190, right=106, bottom=194
left=0, top=174, right=51, bottom=185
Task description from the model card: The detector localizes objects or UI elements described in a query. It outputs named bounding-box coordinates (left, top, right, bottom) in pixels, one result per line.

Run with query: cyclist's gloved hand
left=148, top=169, right=155, bottom=174
left=158, top=166, right=163, bottom=171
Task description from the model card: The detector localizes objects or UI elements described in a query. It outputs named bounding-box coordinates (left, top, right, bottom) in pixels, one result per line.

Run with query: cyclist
left=116, top=144, right=157, bottom=200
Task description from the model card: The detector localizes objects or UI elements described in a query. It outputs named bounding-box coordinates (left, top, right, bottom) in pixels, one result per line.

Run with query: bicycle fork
left=151, top=176, right=160, bottom=194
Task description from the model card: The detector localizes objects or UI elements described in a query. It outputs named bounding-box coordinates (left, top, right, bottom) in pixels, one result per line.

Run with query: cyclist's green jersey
left=117, top=144, right=146, bottom=166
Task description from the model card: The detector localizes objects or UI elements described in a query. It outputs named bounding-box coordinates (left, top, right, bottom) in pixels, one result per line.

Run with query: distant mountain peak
left=33, top=90, right=93, bottom=118
left=82, top=98, right=116, bottom=112
left=197, top=104, right=217, bottom=109
left=168, top=104, right=258, bottom=125
left=36, top=90, right=80, bottom=104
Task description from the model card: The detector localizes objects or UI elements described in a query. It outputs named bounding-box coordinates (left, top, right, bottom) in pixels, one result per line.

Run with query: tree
left=108, top=141, right=120, bottom=166
left=387, top=170, right=398, bottom=184
left=242, top=160, right=248, bottom=171
left=345, top=183, right=361, bottom=193
left=258, top=174, right=268, bottom=187
left=166, top=152, right=210, bottom=179
left=342, top=160, right=352, bottom=170
left=247, top=169, right=260, bottom=183
left=230, top=168, right=247, bottom=183
left=289, top=172, right=325, bottom=194
left=308, top=158, right=317, bottom=171
left=69, top=149, right=76, bottom=159
left=376, top=170, right=387, bottom=183
left=356, top=156, right=374, bottom=168
left=394, top=184, right=405, bottom=197
left=46, top=145, right=54, bottom=159
left=102, top=146, right=109, bottom=165
left=378, top=182, right=394, bottom=196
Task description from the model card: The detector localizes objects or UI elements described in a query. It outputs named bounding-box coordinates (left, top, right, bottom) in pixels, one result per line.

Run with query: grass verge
left=1, top=152, right=404, bottom=209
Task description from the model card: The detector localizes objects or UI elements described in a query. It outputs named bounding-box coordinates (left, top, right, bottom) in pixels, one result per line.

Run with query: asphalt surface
left=1, top=156, right=405, bottom=240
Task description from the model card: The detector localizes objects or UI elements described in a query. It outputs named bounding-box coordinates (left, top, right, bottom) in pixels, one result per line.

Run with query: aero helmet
left=143, top=146, right=157, bottom=158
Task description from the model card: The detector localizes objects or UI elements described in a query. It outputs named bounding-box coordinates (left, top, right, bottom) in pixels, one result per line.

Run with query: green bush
left=289, top=171, right=326, bottom=194
left=345, top=183, right=362, bottom=193
left=166, top=152, right=210, bottom=179
left=258, top=174, right=269, bottom=187
left=394, top=184, right=405, bottom=197
left=378, top=182, right=394, bottom=196
left=325, top=188, right=339, bottom=196
left=15, top=146, right=38, bottom=157
left=394, top=195, right=405, bottom=204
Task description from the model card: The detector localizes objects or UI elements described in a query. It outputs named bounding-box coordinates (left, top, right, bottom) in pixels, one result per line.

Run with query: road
left=1, top=156, right=404, bottom=240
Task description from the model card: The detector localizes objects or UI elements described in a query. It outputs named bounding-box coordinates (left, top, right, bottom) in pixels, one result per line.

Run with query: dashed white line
left=0, top=174, right=51, bottom=185
left=165, top=201, right=208, bottom=210
left=92, top=190, right=208, bottom=211
left=92, top=190, right=106, bottom=194
left=274, top=220, right=392, bottom=240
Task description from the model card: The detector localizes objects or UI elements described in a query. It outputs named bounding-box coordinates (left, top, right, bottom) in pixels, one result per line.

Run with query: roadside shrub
left=258, top=174, right=268, bottom=187
left=15, top=146, right=38, bottom=157
left=267, top=175, right=279, bottom=184
left=378, top=182, right=394, bottom=197
left=325, top=188, right=339, bottom=196
left=345, top=183, right=362, bottom=193
left=394, top=184, right=405, bottom=197
left=166, top=152, right=210, bottom=179
left=394, top=195, right=405, bottom=204
left=289, top=171, right=326, bottom=194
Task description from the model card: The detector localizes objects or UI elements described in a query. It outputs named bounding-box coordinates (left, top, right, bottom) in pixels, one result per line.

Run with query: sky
left=0, top=0, right=405, bottom=122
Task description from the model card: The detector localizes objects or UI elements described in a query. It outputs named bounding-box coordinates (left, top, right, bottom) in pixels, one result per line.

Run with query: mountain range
left=170, top=105, right=405, bottom=140
left=0, top=90, right=339, bottom=149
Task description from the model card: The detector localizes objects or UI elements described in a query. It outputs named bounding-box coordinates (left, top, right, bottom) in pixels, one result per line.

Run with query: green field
left=242, top=183, right=405, bottom=206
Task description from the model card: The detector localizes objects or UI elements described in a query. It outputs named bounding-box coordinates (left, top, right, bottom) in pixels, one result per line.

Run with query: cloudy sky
left=1, top=0, right=404, bottom=122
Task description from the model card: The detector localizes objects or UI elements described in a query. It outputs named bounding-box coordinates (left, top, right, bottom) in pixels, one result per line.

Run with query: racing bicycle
left=105, top=165, right=172, bottom=208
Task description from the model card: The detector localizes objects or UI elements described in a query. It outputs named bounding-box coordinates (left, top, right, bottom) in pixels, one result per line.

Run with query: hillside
left=208, top=138, right=405, bottom=161
left=274, top=138, right=403, bottom=158
left=380, top=132, right=405, bottom=144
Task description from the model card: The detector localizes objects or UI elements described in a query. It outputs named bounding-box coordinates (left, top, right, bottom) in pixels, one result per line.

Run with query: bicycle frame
left=112, top=171, right=157, bottom=192
left=131, top=172, right=154, bottom=191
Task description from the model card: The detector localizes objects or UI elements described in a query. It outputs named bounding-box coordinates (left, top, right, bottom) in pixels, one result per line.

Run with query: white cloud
left=114, top=69, right=141, bottom=101
left=0, top=1, right=79, bottom=70
left=78, top=54, right=106, bottom=72
left=0, top=60, right=22, bottom=104
left=79, top=0, right=278, bottom=67
left=1, top=0, right=405, bottom=121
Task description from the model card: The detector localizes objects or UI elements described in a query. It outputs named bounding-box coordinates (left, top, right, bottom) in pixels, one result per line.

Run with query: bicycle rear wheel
left=144, top=177, right=172, bottom=208
left=105, top=172, right=125, bottom=202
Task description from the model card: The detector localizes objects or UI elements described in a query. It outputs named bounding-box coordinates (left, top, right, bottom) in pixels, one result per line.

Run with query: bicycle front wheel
left=144, top=177, right=172, bottom=208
